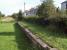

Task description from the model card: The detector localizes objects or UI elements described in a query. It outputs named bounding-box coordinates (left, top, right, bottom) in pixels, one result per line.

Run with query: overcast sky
left=0, top=0, right=66, bottom=16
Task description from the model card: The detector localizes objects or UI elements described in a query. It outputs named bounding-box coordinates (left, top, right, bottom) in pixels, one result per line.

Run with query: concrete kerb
left=17, top=22, right=58, bottom=50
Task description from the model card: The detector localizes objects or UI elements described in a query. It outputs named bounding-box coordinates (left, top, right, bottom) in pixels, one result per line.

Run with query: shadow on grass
left=14, top=24, right=40, bottom=50
left=0, top=23, right=40, bottom=50
left=0, top=32, right=15, bottom=36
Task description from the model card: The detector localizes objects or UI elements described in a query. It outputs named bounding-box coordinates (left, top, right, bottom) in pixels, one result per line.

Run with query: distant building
left=24, top=7, right=38, bottom=16
left=61, top=1, right=67, bottom=11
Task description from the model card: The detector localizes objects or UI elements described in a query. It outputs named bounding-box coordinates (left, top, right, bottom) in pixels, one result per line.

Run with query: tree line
left=11, top=0, right=67, bottom=33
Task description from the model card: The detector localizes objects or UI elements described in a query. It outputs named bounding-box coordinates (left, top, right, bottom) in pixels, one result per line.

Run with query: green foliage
left=17, top=10, right=23, bottom=21
left=11, top=13, right=18, bottom=19
left=55, top=7, right=61, bottom=17
left=37, top=0, right=55, bottom=18
left=0, top=11, right=5, bottom=22
left=37, top=3, right=49, bottom=18
left=11, top=10, right=24, bottom=21
left=24, top=16, right=38, bottom=23
left=0, top=11, right=5, bottom=17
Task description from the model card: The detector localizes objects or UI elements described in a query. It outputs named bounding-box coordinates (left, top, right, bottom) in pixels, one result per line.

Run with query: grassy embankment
left=19, top=21, right=67, bottom=50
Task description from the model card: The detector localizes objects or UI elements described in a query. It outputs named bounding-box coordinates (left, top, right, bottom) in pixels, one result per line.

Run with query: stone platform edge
left=17, top=22, right=58, bottom=50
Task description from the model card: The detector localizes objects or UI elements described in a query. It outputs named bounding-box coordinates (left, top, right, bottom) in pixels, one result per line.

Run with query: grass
left=19, top=21, right=67, bottom=50
left=0, top=22, right=39, bottom=50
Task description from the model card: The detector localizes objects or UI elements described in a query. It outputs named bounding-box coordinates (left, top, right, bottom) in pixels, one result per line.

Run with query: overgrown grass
left=19, top=21, right=67, bottom=50
left=0, top=22, right=39, bottom=50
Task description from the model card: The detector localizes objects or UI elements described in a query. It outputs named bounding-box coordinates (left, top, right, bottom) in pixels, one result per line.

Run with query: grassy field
left=19, top=21, right=67, bottom=50
left=0, top=22, right=39, bottom=50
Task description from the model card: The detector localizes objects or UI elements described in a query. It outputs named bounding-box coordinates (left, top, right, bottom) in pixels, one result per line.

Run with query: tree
left=55, top=7, right=62, bottom=18
left=11, top=13, right=18, bottom=19
left=17, top=10, right=23, bottom=21
left=37, top=0, right=55, bottom=18
left=0, top=11, right=5, bottom=23
left=0, top=11, right=5, bottom=17
left=37, top=3, right=49, bottom=18
left=2, top=14, right=5, bottom=17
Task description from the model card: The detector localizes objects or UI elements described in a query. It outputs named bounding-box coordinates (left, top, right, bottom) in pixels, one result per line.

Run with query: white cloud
left=0, top=0, right=65, bottom=16
left=0, top=0, right=24, bottom=15
left=0, top=0, right=41, bottom=15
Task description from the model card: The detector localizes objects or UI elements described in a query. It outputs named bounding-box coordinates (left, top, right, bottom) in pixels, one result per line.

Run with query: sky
left=0, top=0, right=66, bottom=16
